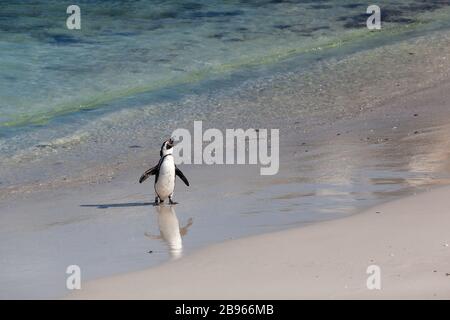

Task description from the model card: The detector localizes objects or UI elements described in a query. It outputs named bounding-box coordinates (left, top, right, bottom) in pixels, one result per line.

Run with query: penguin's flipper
left=139, top=165, right=158, bottom=183
left=175, top=166, right=189, bottom=186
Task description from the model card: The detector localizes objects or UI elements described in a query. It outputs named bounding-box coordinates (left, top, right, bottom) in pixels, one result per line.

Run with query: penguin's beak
left=168, top=138, right=174, bottom=147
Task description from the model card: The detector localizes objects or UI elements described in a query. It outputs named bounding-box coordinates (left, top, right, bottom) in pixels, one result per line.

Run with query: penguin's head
left=160, top=138, right=174, bottom=156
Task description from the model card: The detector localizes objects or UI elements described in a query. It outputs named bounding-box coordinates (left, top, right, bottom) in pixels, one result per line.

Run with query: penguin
left=139, top=138, right=189, bottom=205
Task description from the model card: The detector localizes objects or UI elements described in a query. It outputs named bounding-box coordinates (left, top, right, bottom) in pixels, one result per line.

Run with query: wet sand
left=70, top=185, right=450, bottom=299
left=68, top=62, right=450, bottom=299
left=4, top=78, right=450, bottom=299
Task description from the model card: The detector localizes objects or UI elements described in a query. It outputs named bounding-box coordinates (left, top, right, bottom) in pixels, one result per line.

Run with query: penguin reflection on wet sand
left=145, top=205, right=193, bottom=259
left=139, top=138, right=189, bottom=205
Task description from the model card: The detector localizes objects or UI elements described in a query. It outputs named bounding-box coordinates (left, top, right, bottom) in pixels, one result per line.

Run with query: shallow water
left=2, top=0, right=450, bottom=186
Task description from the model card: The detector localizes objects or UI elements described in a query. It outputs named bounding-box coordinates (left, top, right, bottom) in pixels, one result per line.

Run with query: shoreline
left=69, top=185, right=450, bottom=299
left=3, top=27, right=450, bottom=198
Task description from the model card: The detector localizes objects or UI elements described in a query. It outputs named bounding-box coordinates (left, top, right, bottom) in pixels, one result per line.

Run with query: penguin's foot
left=168, top=196, right=177, bottom=205
left=153, top=197, right=160, bottom=206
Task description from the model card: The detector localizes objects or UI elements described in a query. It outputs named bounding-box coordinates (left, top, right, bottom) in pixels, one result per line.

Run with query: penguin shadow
left=145, top=205, right=193, bottom=260
left=80, top=202, right=155, bottom=209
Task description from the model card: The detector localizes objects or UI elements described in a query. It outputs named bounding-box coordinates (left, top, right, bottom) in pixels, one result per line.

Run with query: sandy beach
left=70, top=186, right=450, bottom=299
left=66, top=35, right=450, bottom=299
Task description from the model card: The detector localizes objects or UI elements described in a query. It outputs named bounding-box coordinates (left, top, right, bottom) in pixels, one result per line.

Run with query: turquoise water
left=1, top=0, right=450, bottom=185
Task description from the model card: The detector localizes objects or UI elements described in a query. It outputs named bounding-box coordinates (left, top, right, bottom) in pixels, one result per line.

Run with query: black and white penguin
left=139, top=138, right=189, bottom=205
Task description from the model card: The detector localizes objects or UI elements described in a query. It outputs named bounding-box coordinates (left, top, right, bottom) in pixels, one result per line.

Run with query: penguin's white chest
left=155, top=156, right=175, bottom=200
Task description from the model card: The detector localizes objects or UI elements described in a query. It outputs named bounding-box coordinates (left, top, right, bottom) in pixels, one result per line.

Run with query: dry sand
left=69, top=186, right=450, bottom=299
